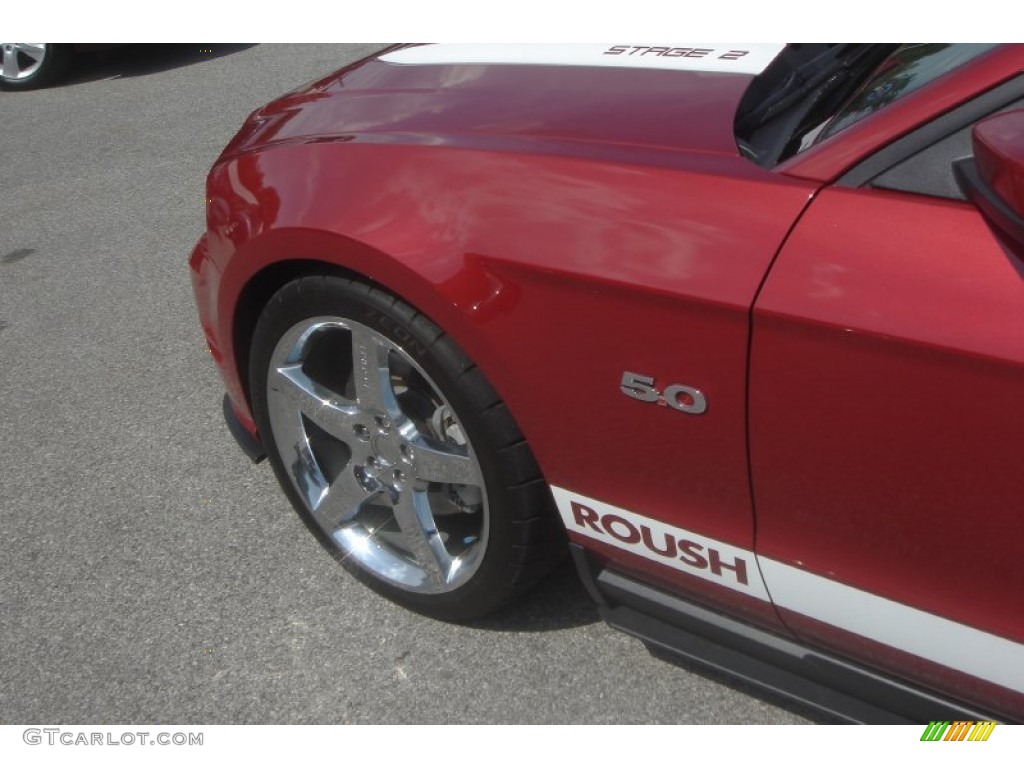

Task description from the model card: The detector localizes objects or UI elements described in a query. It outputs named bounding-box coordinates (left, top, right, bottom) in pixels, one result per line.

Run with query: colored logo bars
left=920, top=721, right=997, bottom=741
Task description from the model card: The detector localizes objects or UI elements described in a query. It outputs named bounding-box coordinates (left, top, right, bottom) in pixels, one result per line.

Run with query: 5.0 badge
left=620, top=371, right=707, bottom=414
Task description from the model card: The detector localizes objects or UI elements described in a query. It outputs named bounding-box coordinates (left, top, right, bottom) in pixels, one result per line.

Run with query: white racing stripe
left=381, top=43, right=785, bottom=75
left=758, top=558, right=1024, bottom=695
left=553, top=486, right=1024, bottom=694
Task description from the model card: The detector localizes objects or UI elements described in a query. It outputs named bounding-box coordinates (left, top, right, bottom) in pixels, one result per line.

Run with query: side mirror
left=954, top=110, right=1024, bottom=247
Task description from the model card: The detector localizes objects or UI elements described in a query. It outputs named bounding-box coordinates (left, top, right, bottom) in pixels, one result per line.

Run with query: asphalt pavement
left=0, top=43, right=811, bottom=724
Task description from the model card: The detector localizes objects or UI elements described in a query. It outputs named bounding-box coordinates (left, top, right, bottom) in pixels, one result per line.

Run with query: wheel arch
left=221, top=230, right=510, bottom=432
left=231, top=257, right=359, bottom=414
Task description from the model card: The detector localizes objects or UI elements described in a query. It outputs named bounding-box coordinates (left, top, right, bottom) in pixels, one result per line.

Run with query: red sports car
left=189, top=43, right=1024, bottom=724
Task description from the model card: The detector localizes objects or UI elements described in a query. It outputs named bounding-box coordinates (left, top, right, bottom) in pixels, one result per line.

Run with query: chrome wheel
left=266, top=316, right=488, bottom=594
left=2, top=43, right=47, bottom=82
left=249, top=276, right=565, bottom=620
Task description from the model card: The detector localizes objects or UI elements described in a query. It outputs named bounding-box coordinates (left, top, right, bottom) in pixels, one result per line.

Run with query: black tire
left=0, top=44, right=72, bottom=90
left=249, top=275, right=566, bottom=621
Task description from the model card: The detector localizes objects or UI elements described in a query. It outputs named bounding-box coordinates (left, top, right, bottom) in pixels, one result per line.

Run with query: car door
left=750, top=92, right=1024, bottom=718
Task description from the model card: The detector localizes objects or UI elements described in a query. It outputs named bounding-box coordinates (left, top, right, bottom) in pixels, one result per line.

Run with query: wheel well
left=232, top=259, right=365, bottom=408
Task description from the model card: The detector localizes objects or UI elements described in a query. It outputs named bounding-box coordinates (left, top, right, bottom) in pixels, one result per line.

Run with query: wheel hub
left=371, top=435, right=403, bottom=467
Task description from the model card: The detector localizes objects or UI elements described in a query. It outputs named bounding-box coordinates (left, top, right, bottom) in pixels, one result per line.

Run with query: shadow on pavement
left=467, top=559, right=601, bottom=632
left=61, top=44, right=257, bottom=87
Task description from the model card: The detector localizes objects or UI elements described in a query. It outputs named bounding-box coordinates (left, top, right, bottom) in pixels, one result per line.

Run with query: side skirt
left=570, top=544, right=1005, bottom=724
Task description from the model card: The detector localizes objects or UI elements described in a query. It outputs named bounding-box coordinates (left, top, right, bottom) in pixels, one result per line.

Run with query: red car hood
left=220, top=43, right=785, bottom=161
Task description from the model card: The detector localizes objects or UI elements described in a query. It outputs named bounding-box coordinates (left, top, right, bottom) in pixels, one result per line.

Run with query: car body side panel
left=751, top=186, right=1024, bottom=714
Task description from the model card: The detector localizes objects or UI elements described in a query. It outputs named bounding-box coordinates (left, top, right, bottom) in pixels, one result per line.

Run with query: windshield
left=815, top=44, right=1000, bottom=141
left=735, top=43, right=1000, bottom=168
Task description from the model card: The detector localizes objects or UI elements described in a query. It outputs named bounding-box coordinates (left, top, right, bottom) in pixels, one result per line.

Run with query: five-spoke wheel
left=249, top=276, right=564, bottom=620
left=266, top=316, right=488, bottom=593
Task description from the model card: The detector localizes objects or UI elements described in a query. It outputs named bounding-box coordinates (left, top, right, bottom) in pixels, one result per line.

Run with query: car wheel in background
left=249, top=276, right=565, bottom=621
left=0, top=43, right=72, bottom=90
